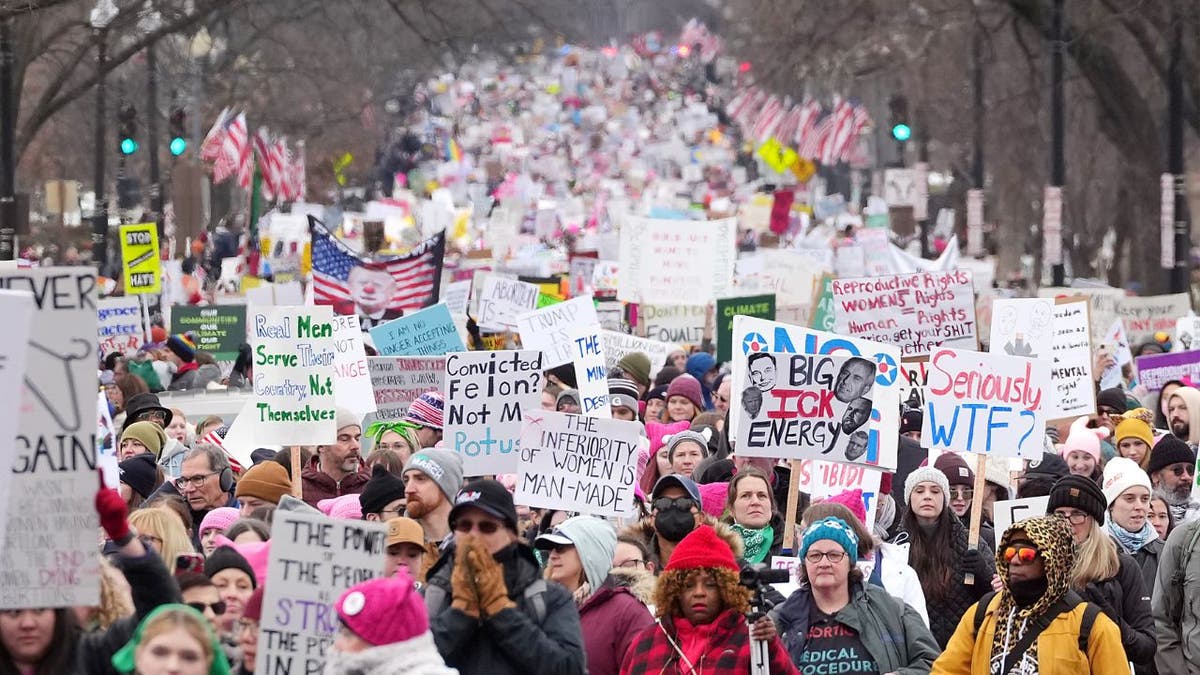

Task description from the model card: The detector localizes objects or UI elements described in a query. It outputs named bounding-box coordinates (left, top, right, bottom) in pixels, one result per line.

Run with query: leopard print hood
left=996, top=514, right=1075, bottom=619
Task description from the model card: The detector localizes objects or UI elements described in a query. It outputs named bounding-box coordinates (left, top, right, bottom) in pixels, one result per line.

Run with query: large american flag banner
left=309, top=216, right=445, bottom=322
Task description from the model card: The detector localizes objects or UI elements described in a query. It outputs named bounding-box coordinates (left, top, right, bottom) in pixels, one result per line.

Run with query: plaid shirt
left=620, top=609, right=798, bottom=675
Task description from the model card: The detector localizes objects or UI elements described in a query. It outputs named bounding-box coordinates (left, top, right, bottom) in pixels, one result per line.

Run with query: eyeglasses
left=177, top=471, right=217, bottom=488
left=375, top=442, right=409, bottom=452
left=135, top=410, right=167, bottom=423
left=1003, top=545, right=1040, bottom=564
left=453, top=518, right=500, bottom=535
left=652, top=497, right=696, bottom=512
left=804, top=550, right=847, bottom=564
left=546, top=543, right=575, bottom=554
left=188, top=601, right=227, bottom=616
left=1097, top=406, right=1119, bottom=417
left=616, top=559, right=647, bottom=569
left=949, top=487, right=974, bottom=500
left=1170, top=463, right=1196, bottom=477
left=1053, top=510, right=1090, bottom=525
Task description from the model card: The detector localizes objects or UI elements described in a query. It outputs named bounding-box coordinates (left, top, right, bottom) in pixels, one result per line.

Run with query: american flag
left=199, top=107, right=231, bottom=162
left=231, top=113, right=252, bottom=189
left=290, top=142, right=306, bottom=201
left=253, top=128, right=277, bottom=201
left=819, top=100, right=859, bottom=165
left=309, top=215, right=445, bottom=315
left=210, top=111, right=244, bottom=184
left=198, top=429, right=244, bottom=474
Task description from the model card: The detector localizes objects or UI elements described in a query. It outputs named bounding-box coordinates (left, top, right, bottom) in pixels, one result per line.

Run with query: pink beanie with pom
left=823, top=488, right=868, bottom=526
left=697, top=481, right=729, bottom=518
left=1059, top=416, right=1108, bottom=463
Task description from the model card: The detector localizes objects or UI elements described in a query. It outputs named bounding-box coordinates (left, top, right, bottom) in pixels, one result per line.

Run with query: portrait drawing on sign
left=743, top=352, right=777, bottom=419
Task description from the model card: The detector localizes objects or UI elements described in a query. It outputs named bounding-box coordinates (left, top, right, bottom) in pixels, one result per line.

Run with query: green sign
left=809, top=275, right=836, bottom=332
left=171, top=305, right=247, bottom=361
left=865, top=213, right=890, bottom=230
left=716, top=294, right=776, bottom=363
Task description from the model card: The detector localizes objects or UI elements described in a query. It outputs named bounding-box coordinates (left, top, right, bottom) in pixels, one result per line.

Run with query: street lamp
left=90, top=0, right=117, bottom=272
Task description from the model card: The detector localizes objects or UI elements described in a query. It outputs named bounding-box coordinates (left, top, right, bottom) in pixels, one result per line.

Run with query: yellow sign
left=791, top=157, right=817, bottom=183
left=119, top=223, right=161, bottom=294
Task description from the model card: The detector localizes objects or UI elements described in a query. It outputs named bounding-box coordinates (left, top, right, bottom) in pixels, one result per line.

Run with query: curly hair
left=93, top=555, right=134, bottom=630
left=653, top=567, right=751, bottom=620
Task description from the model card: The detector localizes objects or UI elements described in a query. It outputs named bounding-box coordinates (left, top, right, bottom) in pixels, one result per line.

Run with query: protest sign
left=515, top=295, right=600, bottom=367
left=601, top=330, right=680, bottom=380
left=477, top=276, right=540, bottom=330
left=330, top=315, right=375, bottom=416
left=0, top=291, right=33, bottom=560
left=1136, top=350, right=1200, bottom=391
left=515, top=411, right=642, bottom=517
left=1047, top=299, right=1095, bottom=419
left=1036, top=286, right=1125, bottom=344
left=250, top=306, right=338, bottom=444
left=898, top=361, right=928, bottom=410
left=97, top=296, right=144, bottom=358
left=640, top=304, right=706, bottom=345
left=257, top=511, right=387, bottom=674
left=171, top=305, right=246, bottom=361
left=569, top=326, right=611, bottom=417
left=730, top=316, right=901, bottom=470
left=797, top=460, right=883, bottom=529
left=596, top=301, right=626, bottom=332
left=367, top=356, right=445, bottom=421
left=992, top=497, right=1050, bottom=537
left=118, top=223, right=161, bottom=294
left=442, top=280, right=471, bottom=315
left=1116, top=293, right=1191, bottom=345
left=832, top=270, right=976, bottom=358
left=735, top=351, right=879, bottom=463
left=922, top=348, right=1049, bottom=458
left=568, top=257, right=598, bottom=297
left=245, top=280, right=305, bottom=306
left=0, top=268, right=100, bottom=608
left=369, top=303, right=464, bottom=357
left=591, top=260, right=620, bottom=296
left=443, top=350, right=543, bottom=475
left=990, top=298, right=1055, bottom=359
left=808, top=274, right=836, bottom=332
left=1177, top=316, right=1200, bottom=352
left=716, top=294, right=776, bottom=363
left=617, top=216, right=736, bottom=304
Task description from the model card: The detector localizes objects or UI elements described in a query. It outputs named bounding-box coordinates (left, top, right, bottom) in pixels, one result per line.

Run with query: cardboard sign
left=617, top=216, right=736, bottom=304
left=798, top=460, right=883, bottom=531
left=171, top=305, right=247, bottom=361
left=1048, top=300, right=1095, bottom=419
left=569, top=326, right=611, bottom=418
left=250, top=306, right=339, bottom=444
left=1117, top=293, right=1191, bottom=345
left=0, top=268, right=100, bottom=608
left=256, top=511, right=387, bottom=674
left=922, top=348, right=1049, bottom=458
left=330, top=315, right=376, bottom=416
left=601, top=330, right=680, bottom=380
left=442, top=281, right=472, bottom=316
left=97, top=296, right=144, bottom=358
left=515, top=296, right=600, bottom=367
left=1136, top=350, right=1200, bottom=391
left=640, top=304, right=706, bottom=345
left=716, top=294, right=776, bottom=363
left=477, top=276, right=539, bottom=331
left=1176, top=316, right=1200, bottom=352
left=443, top=350, right=543, bottom=475
left=729, top=316, right=901, bottom=470
left=118, top=223, right=161, bottom=294
left=369, top=303, right=464, bottom=357
left=367, top=356, right=445, bottom=421
left=735, top=352, right=878, bottom=463
left=0, top=292, right=33, bottom=561
left=568, top=257, right=598, bottom=297
left=832, top=270, right=976, bottom=358
left=992, top=496, right=1050, bottom=537
left=515, top=410, right=641, bottom=517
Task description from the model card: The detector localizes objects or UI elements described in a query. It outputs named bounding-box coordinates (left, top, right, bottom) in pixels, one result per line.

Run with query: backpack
left=972, top=590, right=1101, bottom=654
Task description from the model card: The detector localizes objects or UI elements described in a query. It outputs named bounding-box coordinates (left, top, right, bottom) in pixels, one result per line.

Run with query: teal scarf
left=732, top=523, right=774, bottom=564
left=1107, top=519, right=1157, bottom=554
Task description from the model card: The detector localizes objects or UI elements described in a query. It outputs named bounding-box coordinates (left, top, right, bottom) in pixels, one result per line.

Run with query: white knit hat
left=904, top=466, right=950, bottom=508
left=1101, top=457, right=1153, bottom=506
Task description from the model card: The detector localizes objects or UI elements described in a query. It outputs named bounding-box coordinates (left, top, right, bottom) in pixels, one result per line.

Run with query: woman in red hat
left=619, top=525, right=796, bottom=675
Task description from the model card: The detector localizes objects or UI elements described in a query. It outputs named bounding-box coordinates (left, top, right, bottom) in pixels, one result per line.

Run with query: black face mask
left=1008, top=575, right=1048, bottom=607
left=655, top=507, right=697, bottom=542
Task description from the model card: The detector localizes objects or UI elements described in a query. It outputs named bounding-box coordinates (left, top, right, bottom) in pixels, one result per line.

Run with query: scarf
left=1107, top=519, right=1157, bottom=554
left=572, top=581, right=592, bottom=608
left=732, top=523, right=773, bottom=564
left=322, top=632, right=458, bottom=675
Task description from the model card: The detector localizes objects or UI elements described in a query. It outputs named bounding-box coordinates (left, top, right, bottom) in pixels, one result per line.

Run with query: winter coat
left=1079, top=551, right=1155, bottom=665
left=322, top=632, right=457, bottom=675
left=620, top=609, right=797, bottom=675
left=860, top=541, right=930, bottom=628
left=425, top=541, right=586, bottom=675
left=168, top=362, right=201, bottom=391
left=77, top=547, right=181, bottom=674
left=579, top=569, right=656, bottom=675
left=1129, top=538, right=1164, bottom=616
left=896, top=517, right=995, bottom=648
left=933, top=591, right=1130, bottom=675
left=1154, top=518, right=1200, bottom=674
left=300, top=455, right=369, bottom=507
left=772, top=581, right=939, bottom=675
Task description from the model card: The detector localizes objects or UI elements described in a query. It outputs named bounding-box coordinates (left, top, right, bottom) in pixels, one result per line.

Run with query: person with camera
left=620, top=525, right=796, bottom=675
left=773, top=516, right=938, bottom=674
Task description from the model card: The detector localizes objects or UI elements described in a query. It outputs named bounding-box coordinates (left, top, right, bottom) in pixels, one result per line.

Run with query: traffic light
left=888, top=95, right=911, bottom=143
left=118, top=104, right=138, bottom=155
left=169, top=106, right=187, bottom=157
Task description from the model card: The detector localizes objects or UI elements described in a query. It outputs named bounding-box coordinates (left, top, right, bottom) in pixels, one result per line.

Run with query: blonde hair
left=129, top=507, right=195, bottom=574
left=136, top=607, right=215, bottom=665
left=94, top=555, right=135, bottom=629
left=1071, top=519, right=1120, bottom=588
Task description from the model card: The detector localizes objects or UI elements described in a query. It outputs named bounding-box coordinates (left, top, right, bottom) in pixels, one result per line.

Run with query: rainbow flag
left=446, top=138, right=463, bottom=163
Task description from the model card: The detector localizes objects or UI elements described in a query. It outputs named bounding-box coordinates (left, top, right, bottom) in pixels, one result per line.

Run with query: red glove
left=95, top=470, right=130, bottom=542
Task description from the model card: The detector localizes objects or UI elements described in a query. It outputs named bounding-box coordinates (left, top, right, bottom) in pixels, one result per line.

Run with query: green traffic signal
left=170, top=136, right=187, bottom=156
left=120, top=138, right=138, bottom=155
left=891, top=123, right=912, bottom=142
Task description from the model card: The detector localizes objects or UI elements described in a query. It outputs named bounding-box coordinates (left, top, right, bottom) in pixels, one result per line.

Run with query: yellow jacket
left=932, top=593, right=1130, bottom=675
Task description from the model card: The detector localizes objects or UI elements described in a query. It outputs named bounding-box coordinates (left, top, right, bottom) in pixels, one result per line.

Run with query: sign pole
left=964, top=453, right=988, bottom=585
left=782, top=459, right=803, bottom=552
left=139, top=293, right=151, bottom=344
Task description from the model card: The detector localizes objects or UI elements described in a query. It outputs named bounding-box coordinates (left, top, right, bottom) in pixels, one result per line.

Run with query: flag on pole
left=253, top=128, right=277, bottom=201
left=199, top=107, right=231, bottom=161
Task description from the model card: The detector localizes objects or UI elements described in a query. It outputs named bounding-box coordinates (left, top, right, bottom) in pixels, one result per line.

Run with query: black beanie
left=1096, top=388, right=1130, bottom=414
left=204, top=546, right=257, bottom=588
left=1148, top=435, right=1196, bottom=475
left=1047, top=475, right=1107, bottom=524
left=118, top=453, right=159, bottom=499
left=1024, top=452, right=1069, bottom=482
left=358, top=464, right=407, bottom=516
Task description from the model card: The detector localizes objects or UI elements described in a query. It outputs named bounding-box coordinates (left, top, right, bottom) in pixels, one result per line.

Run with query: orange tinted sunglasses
left=1003, top=545, right=1039, bottom=564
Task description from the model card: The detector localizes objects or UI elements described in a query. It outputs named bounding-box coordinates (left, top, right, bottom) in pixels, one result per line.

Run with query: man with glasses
left=1148, top=435, right=1200, bottom=524
left=300, top=409, right=369, bottom=506
left=425, top=479, right=586, bottom=675
left=178, top=573, right=227, bottom=635
left=171, top=444, right=239, bottom=549
left=934, top=515, right=1125, bottom=674
left=360, top=464, right=408, bottom=523
left=121, top=392, right=173, bottom=434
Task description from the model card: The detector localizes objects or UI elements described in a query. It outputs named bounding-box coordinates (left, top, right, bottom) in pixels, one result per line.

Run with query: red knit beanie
left=335, top=570, right=427, bottom=646
left=664, top=525, right=738, bottom=573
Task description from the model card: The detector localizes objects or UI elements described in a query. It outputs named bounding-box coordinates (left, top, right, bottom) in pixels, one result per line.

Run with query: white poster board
left=992, top=496, right=1051, bottom=537
left=331, top=314, right=376, bottom=416
left=477, top=276, right=539, bottom=331
left=640, top=304, right=707, bottom=344
left=443, top=350, right=543, bottom=475
left=367, top=356, right=446, bottom=422
left=991, top=297, right=1094, bottom=419
left=601, top=330, right=679, bottom=380
left=832, top=270, right=977, bottom=358
left=0, top=292, right=33, bottom=562
left=249, top=306, right=339, bottom=444
left=515, top=296, right=600, bottom=368
left=97, top=296, right=144, bottom=358
left=799, top=460, right=883, bottom=530
left=569, top=326, right=611, bottom=418
left=442, top=280, right=472, bottom=316
left=617, top=216, right=736, bottom=304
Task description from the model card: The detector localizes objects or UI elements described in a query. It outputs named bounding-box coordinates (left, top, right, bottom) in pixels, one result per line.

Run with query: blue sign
left=369, top=304, right=464, bottom=356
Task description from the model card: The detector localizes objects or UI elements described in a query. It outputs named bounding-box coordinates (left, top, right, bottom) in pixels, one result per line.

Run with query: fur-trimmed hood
left=603, top=566, right=657, bottom=606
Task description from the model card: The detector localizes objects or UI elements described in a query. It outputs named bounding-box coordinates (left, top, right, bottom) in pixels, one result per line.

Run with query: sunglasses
left=1003, top=545, right=1039, bottom=564
left=652, top=497, right=696, bottom=512
left=949, top=487, right=974, bottom=500
left=1171, top=464, right=1196, bottom=477
left=188, top=601, right=227, bottom=616
left=453, top=518, right=500, bottom=535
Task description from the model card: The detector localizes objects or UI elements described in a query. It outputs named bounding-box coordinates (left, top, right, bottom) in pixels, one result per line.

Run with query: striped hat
left=166, top=334, right=196, bottom=363
left=403, top=391, right=444, bottom=430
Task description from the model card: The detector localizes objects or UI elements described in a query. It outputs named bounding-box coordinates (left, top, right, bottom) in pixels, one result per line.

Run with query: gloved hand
left=451, top=537, right=481, bottom=618
left=962, top=548, right=986, bottom=577
left=95, top=470, right=130, bottom=542
left=468, top=540, right=515, bottom=617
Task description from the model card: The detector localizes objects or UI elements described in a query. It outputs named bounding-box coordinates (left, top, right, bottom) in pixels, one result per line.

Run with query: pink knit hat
left=1058, top=416, right=1109, bottom=463
left=647, top=420, right=691, bottom=457
left=403, top=391, right=444, bottom=430
left=318, top=494, right=363, bottom=520
left=666, top=374, right=705, bottom=411
left=336, top=569, right=428, bottom=646
left=697, top=481, right=729, bottom=517
left=823, top=489, right=868, bottom=526
left=198, top=507, right=240, bottom=537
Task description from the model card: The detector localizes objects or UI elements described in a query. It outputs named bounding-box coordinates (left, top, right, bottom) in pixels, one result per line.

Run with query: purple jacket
left=579, top=570, right=656, bottom=675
